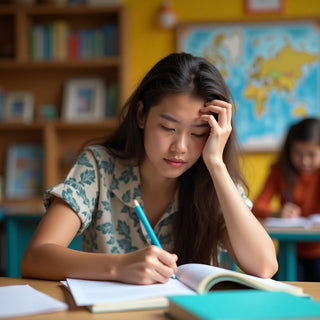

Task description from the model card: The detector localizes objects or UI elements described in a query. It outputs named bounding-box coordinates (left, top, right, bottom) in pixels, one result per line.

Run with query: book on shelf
left=102, top=23, right=118, bottom=56
left=264, top=215, right=320, bottom=229
left=55, top=20, right=69, bottom=61
left=65, top=263, right=303, bottom=313
left=167, top=290, right=320, bottom=320
left=5, top=144, right=43, bottom=199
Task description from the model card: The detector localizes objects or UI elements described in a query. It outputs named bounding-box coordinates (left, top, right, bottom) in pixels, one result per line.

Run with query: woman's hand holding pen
left=280, top=202, right=301, bottom=218
left=199, top=99, right=232, bottom=167
left=114, top=246, right=177, bottom=285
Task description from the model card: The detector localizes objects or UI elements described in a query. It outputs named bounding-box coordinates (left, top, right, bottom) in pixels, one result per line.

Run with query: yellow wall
left=122, top=0, right=320, bottom=200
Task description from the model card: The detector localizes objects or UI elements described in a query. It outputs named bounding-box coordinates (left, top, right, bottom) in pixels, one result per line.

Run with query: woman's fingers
left=281, top=203, right=301, bottom=218
left=202, top=99, right=233, bottom=127
left=117, top=246, right=177, bottom=285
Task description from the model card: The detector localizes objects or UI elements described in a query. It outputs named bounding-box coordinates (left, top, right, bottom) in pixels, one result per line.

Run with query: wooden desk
left=1, top=277, right=320, bottom=320
left=267, top=227, right=320, bottom=281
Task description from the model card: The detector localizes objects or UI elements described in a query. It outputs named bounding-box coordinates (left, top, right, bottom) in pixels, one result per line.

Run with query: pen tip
left=133, top=199, right=139, bottom=207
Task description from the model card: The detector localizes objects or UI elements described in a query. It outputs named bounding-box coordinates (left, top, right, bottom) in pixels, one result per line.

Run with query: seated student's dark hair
left=278, top=117, right=320, bottom=190
left=101, top=52, right=246, bottom=265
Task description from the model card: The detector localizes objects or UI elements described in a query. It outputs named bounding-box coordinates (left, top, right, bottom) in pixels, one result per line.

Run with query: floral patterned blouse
left=44, top=145, right=176, bottom=253
left=44, top=145, right=252, bottom=254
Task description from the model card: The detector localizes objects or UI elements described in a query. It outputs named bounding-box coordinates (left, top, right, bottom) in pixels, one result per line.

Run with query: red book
left=68, top=32, right=79, bottom=60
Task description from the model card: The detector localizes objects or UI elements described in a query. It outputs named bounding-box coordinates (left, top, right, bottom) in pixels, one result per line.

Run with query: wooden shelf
left=0, top=4, right=128, bottom=206
left=0, top=56, right=120, bottom=69
left=0, top=122, right=44, bottom=130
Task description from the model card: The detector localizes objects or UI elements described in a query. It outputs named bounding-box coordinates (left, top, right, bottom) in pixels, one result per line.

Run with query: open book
left=66, top=263, right=303, bottom=313
left=264, top=214, right=320, bottom=229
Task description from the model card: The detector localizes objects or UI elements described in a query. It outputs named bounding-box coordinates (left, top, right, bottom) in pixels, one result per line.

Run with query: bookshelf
left=0, top=4, right=129, bottom=208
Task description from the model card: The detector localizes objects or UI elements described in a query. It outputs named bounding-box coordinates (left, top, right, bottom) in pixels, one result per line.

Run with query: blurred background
left=0, top=0, right=319, bottom=276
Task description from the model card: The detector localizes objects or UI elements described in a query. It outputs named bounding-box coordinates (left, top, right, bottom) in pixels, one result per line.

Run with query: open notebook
left=264, top=214, right=320, bottom=229
left=65, top=263, right=303, bottom=313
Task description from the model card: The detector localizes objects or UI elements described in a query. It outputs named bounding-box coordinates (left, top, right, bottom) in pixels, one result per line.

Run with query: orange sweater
left=253, top=164, right=320, bottom=259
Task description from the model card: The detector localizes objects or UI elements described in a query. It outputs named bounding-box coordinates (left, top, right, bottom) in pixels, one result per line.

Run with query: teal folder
left=167, top=290, right=320, bottom=320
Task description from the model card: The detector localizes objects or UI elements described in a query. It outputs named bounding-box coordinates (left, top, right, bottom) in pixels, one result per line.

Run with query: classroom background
left=124, top=0, right=320, bottom=200
left=1, top=0, right=320, bottom=277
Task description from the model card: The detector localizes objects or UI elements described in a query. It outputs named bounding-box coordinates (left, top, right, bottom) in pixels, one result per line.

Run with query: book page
left=176, top=263, right=227, bottom=292
left=176, top=263, right=303, bottom=295
left=66, top=277, right=195, bottom=308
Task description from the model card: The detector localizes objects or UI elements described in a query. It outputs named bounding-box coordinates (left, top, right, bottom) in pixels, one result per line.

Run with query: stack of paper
left=65, top=277, right=194, bottom=313
left=0, top=285, right=67, bottom=318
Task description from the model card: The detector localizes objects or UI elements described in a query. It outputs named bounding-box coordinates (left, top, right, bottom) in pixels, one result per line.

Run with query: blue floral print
left=44, top=145, right=178, bottom=253
left=44, top=145, right=252, bottom=254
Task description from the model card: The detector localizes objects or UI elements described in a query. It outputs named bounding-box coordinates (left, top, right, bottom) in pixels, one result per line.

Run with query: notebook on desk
left=264, top=215, right=320, bottom=229
left=65, top=263, right=303, bottom=313
left=167, top=290, right=320, bottom=320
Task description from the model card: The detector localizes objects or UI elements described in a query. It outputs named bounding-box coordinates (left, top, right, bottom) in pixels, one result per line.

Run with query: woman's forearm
left=208, top=161, right=278, bottom=278
left=21, top=244, right=119, bottom=281
left=21, top=243, right=177, bottom=284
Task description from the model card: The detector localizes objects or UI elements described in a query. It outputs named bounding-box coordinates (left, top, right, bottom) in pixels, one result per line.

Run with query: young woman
left=21, top=53, right=277, bottom=283
left=253, top=118, right=320, bottom=281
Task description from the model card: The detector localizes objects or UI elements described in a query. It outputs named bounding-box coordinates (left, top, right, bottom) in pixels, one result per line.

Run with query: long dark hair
left=99, top=52, right=246, bottom=265
left=277, top=117, right=320, bottom=191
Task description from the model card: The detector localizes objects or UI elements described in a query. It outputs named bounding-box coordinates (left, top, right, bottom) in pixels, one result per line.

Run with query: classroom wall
left=122, top=0, right=320, bottom=200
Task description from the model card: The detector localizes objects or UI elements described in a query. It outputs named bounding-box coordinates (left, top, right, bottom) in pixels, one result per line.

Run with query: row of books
left=29, top=21, right=118, bottom=61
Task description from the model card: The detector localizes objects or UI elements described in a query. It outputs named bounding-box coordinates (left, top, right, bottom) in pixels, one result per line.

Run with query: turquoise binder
left=167, top=290, right=320, bottom=319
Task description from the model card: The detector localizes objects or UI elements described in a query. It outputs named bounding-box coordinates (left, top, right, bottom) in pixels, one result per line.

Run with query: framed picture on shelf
left=5, top=144, right=43, bottom=199
left=62, top=78, right=106, bottom=121
left=3, top=91, right=34, bottom=123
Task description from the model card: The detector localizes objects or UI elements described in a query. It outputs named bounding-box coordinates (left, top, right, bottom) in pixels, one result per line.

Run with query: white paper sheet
left=66, top=277, right=194, bottom=306
left=264, top=217, right=312, bottom=228
left=0, top=285, right=68, bottom=318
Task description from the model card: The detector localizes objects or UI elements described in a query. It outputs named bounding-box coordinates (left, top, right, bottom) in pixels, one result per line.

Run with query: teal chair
left=4, top=214, right=81, bottom=277
left=218, top=246, right=237, bottom=271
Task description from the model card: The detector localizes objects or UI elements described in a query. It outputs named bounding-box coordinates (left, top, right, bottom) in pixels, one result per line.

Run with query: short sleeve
left=44, top=148, right=100, bottom=233
left=237, top=184, right=253, bottom=210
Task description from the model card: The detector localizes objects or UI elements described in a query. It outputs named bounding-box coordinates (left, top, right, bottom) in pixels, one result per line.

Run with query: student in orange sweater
left=253, top=118, right=320, bottom=281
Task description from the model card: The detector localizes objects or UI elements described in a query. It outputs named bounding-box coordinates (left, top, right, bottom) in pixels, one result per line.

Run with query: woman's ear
left=136, top=101, right=145, bottom=129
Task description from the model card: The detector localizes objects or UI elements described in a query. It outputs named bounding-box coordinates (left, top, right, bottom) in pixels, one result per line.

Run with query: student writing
left=21, top=53, right=278, bottom=284
left=253, top=118, right=320, bottom=281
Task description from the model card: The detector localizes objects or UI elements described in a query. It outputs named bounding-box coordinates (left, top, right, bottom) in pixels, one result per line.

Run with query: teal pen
left=133, top=199, right=176, bottom=279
